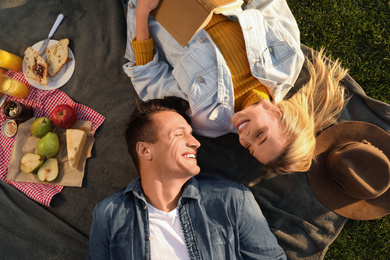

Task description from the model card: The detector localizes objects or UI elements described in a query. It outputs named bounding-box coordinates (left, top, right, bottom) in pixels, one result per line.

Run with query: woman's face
left=231, top=99, right=289, bottom=165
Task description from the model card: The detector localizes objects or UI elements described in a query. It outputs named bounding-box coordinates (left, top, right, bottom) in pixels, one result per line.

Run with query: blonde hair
left=267, top=48, right=348, bottom=174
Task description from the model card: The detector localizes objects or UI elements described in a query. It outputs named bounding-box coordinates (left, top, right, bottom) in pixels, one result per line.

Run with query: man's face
left=148, top=111, right=201, bottom=178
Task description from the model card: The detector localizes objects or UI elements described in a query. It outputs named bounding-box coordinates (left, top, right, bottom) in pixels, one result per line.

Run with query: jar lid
left=2, top=119, right=18, bottom=138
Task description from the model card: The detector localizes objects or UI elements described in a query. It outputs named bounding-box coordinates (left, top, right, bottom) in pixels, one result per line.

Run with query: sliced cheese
left=66, top=129, right=87, bottom=170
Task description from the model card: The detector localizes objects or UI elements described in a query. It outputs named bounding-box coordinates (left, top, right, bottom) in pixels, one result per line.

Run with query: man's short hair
left=125, top=96, right=191, bottom=173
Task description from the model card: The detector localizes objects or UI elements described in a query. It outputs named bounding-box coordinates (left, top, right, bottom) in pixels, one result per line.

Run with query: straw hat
left=307, top=121, right=390, bottom=220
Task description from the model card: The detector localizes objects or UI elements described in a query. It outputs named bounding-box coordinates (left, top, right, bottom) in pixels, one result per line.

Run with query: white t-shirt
left=147, top=202, right=190, bottom=260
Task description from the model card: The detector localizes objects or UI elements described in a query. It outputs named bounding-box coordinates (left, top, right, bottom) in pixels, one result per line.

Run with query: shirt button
left=144, top=205, right=147, bottom=210
left=224, top=95, right=229, bottom=101
left=199, top=37, right=206, bottom=43
left=197, top=76, right=206, bottom=84
left=269, top=47, right=274, bottom=53
left=129, top=2, right=135, bottom=8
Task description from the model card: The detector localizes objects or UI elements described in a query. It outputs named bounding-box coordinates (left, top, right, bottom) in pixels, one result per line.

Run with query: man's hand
left=135, top=0, right=160, bottom=41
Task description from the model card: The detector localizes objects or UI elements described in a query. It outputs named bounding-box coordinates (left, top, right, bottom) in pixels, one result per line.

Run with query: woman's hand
left=135, top=0, right=160, bottom=41
left=136, top=0, right=160, bottom=15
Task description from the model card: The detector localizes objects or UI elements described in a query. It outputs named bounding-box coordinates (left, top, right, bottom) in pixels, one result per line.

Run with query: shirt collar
left=181, top=177, right=200, bottom=200
left=123, top=177, right=145, bottom=201
left=123, top=177, right=201, bottom=201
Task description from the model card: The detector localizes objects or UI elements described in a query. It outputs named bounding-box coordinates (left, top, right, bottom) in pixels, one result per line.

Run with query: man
left=88, top=96, right=286, bottom=259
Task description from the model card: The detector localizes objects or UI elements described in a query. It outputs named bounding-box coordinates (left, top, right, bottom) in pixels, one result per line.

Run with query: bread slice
left=46, top=38, right=71, bottom=77
left=24, top=47, right=48, bottom=85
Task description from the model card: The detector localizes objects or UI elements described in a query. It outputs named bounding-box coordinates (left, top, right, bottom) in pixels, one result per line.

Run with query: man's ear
left=136, top=142, right=152, bottom=161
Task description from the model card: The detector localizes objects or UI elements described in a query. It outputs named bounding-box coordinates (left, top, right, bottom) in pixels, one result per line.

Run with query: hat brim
left=307, top=121, right=390, bottom=220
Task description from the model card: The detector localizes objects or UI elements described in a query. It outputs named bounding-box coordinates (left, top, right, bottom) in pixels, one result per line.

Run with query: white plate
left=22, top=39, right=75, bottom=90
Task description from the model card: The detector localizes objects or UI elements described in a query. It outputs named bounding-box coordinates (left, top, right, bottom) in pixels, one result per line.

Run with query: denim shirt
left=88, top=175, right=286, bottom=260
left=123, top=0, right=304, bottom=138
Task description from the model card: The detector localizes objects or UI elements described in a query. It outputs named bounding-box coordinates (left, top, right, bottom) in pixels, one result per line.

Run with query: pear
left=37, top=158, right=59, bottom=182
left=37, top=131, right=60, bottom=158
left=30, top=117, right=54, bottom=138
left=20, top=153, right=44, bottom=173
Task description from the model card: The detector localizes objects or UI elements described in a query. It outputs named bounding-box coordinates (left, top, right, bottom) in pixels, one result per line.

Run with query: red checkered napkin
left=0, top=70, right=105, bottom=206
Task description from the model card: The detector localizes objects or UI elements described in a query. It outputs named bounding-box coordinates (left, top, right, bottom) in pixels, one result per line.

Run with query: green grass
left=287, top=0, right=390, bottom=258
left=289, top=0, right=390, bottom=103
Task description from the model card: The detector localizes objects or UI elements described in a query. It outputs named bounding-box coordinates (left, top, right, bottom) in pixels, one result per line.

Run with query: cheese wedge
left=66, top=129, right=87, bottom=170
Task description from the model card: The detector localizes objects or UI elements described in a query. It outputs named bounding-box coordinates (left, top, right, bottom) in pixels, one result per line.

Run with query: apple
left=51, top=104, right=77, bottom=129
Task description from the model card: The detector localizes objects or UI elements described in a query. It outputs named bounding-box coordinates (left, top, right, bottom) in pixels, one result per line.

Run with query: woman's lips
left=236, top=120, right=249, bottom=134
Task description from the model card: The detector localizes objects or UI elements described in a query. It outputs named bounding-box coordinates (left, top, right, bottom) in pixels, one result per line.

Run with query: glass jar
left=1, top=100, right=34, bottom=122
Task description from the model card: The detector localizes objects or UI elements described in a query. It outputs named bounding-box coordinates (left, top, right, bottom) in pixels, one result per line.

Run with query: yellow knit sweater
left=132, top=13, right=270, bottom=111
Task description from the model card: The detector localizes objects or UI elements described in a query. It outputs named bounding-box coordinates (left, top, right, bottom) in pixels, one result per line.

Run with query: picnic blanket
left=0, top=0, right=389, bottom=259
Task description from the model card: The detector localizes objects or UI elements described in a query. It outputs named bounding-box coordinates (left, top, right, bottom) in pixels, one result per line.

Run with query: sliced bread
left=24, top=47, right=48, bottom=85
left=46, top=38, right=71, bottom=77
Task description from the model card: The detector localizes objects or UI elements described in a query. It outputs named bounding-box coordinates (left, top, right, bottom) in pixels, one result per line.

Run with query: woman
left=232, top=51, right=347, bottom=174
left=123, top=0, right=347, bottom=174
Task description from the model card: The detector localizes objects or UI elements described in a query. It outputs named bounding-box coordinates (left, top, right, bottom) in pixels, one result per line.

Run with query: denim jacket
left=88, top=175, right=286, bottom=260
left=123, top=0, right=304, bottom=138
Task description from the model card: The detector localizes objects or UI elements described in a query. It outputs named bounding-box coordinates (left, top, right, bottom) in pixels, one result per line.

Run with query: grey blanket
left=0, top=0, right=389, bottom=259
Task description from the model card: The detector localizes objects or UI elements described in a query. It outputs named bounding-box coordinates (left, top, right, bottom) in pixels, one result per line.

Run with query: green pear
left=20, top=153, right=44, bottom=173
left=37, top=158, right=59, bottom=182
left=37, top=131, right=60, bottom=158
left=30, top=117, right=54, bottom=138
